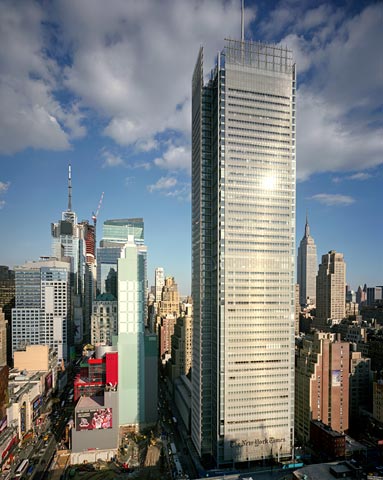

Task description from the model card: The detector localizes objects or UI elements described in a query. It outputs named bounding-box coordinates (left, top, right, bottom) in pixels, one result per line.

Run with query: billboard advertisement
left=76, top=408, right=112, bottom=431
left=45, top=372, right=52, bottom=394
left=332, top=370, right=341, bottom=387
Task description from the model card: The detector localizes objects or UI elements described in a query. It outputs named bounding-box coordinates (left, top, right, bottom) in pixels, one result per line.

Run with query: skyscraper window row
left=228, top=93, right=290, bottom=109
left=227, top=239, right=291, bottom=247
left=227, top=248, right=290, bottom=254
left=227, top=162, right=290, bottom=174
left=228, top=87, right=290, bottom=101
left=228, top=148, right=291, bottom=160
left=226, top=278, right=290, bottom=284
left=227, top=140, right=291, bottom=152
left=227, top=106, right=290, bottom=121
left=228, top=210, right=290, bottom=219
left=227, top=131, right=291, bottom=144
left=227, top=224, right=290, bottom=232
left=229, top=118, right=291, bottom=130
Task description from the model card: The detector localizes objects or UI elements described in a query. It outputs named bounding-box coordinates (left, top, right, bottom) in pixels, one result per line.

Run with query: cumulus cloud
left=101, top=150, right=125, bottom=168
left=154, top=144, right=191, bottom=173
left=347, top=172, right=372, bottom=181
left=297, top=89, right=383, bottom=180
left=0, top=181, right=10, bottom=194
left=332, top=172, right=373, bottom=183
left=54, top=0, right=255, bottom=151
left=1, top=0, right=381, bottom=185
left=0, top=0, right=85, bottom=154
left=147, top=175, right=190, bottom=201
left=310, top=193, right=355, bottom=207
left=148, top=177, right=178, bottom=192
left=257, top=2, right=383, bottom=180
left=0, top=201, right=5, bottom=209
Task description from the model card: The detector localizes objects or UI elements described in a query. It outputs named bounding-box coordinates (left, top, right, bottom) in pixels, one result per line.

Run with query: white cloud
left=0, top=0, right=86, bottom=154
left=310, top=193, right=355, bottom=207
left=347, top=172, right=372, bottom=181
left=125, top=176, right=135, bottom=186
left=332, top=172, right=373, bottom=183
left=0, top=181, right=10, bottom=194
left=148, top=177, right=178, bottom=192
left=0, top=200, right=5, bottom=209
left=55, top=0, right=255, bottom=150
left=101, top=150, right=125, bottom=168
left=297, top=89, right=383, bottom=180
left=148, top=175, right=190, bottom=201
left=260, top=2, right=383, bottom=180
left=154, top=144, right=191, bottom=173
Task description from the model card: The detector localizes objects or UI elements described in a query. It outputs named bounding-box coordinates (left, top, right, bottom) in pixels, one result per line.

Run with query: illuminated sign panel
left=76, top=408, right=112, bottom=431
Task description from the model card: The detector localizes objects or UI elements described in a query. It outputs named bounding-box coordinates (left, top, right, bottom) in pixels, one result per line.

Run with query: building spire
left=68, top=162, right=72, bottom=212
left=305, top=210, right=310, bottom=237
left=241, top=0, right=245, bottom=42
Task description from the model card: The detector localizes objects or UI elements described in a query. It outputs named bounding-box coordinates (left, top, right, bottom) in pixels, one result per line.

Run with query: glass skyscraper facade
left=191, top=39, right=296, bottom=464
left=97, top=218, right=145, bottom=298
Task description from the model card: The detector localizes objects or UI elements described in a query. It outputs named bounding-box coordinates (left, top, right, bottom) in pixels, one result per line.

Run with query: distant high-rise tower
left=96, top=218, right=145, bottom=298
left=12, top=259, right=70, bottom=362
left=0, top=309, right=7, bottom=366
left=155, top=267, right=165, bottom=303
left=117, top=230, right=157, bottom=429
left=297, top=215, right=317, bottom=306
left=191, top=37, right=296, bottom=464
left=51, top=164, right=86, bottom=344
left=316, top=251, right=346, bottom=326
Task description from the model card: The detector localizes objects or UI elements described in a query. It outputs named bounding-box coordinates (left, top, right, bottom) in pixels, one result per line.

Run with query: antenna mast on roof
left=68, top=163, right=72, bottom=211
left=241, top=0, right=245, bottom=42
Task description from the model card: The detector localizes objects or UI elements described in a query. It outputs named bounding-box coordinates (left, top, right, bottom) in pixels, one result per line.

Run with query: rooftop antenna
left=241, top=0, right=245, bottom=42
left=68, top=162, right=72, bottom=211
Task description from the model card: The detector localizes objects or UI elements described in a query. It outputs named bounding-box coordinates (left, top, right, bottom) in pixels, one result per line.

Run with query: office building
left=295, top=332, right=350, bottom=442
left=117, top=234, right=156, bottom=429
left=191, top=38, right=296, bottom=464
left=155, top=267, right=165, bottom=303
left=91, top=294, right=118, bottom=346
left=373, top=380, right=383, bottom=423
left=349, top=351, right=371, bottom=427
left=96, top=218, right=144, bottom=298
left=366, top=286, right=383, bottom=306
left=157, top=276, right=180, bottom=317
left=12, top=259, right=70, bottom=362
left=51, top=165, right=86, bottom=345
left=0, top=266, right=15, bottom=365
left=0, top=309, right=7, bottom=366
left=156, top=276, right=181, bottom=360
left=297, top=216, right=317, bottom=306
left=316, top=251, right=346, bottom=327
left=170, top=302, right=193, bottom=381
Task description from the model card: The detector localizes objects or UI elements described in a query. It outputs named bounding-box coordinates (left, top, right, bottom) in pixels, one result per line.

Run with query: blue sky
left=0, top=0, right=382, bottom=296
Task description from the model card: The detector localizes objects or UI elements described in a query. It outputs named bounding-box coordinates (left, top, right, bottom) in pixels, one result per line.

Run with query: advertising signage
left=76, top=408, right=112, bottom=431
left=45, top=372, right=52, bottom=393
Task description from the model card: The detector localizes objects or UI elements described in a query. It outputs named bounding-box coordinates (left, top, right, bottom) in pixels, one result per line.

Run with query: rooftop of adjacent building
left=77, top=395, right=105, bottom=409
left=293, top=461, right=362, bottom=480
left=95, top=293, right=117, bottom=302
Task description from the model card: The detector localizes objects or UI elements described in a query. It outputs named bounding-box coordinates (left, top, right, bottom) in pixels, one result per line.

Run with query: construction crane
left=92, top=192, right=104, bottom=227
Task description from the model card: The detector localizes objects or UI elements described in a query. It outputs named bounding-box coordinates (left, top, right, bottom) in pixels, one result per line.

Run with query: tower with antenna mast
left=191, top=0, right=296, bottom=465
left=51, top=162, right=87, bottom=347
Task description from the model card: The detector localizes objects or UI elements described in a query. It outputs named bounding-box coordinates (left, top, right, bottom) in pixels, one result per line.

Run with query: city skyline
left=0, top=0, right=382, bottom=295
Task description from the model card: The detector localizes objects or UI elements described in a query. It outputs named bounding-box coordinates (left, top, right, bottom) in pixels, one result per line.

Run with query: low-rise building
left=310, top=420, right=346, bottom=459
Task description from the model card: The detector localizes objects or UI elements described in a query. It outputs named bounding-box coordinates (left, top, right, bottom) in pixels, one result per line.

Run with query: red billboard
left=76, top=408, right=112, bottom=431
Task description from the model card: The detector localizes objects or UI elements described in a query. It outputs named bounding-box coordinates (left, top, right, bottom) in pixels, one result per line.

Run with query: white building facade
left=191, top=39, right=296, bottom=464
